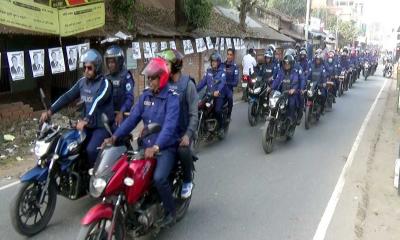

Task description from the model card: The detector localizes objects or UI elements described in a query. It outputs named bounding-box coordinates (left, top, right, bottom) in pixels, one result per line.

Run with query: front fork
left=108, top=194, right=123, bottom=240
left=39, top=155, right=58, bottom=203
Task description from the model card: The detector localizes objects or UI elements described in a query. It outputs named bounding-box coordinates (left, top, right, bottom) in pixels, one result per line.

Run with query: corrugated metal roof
left=280, top=28, right=305, bottom=41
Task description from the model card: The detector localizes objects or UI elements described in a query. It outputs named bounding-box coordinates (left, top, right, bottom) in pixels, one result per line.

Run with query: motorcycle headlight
left=34, top=141, right=51, bottom=159
left=205, top=102, right=211, bottom=108
left=280, top=102, right=286, bottom=109
left=251, top=78, right=257, bottom=83
left=307, top=90, right=313, bottom=97
left=90, top=177, right=107, bottom=198
left=269, top=97, right=278, bottom=108
left=254, top=87, right=261, bottom=94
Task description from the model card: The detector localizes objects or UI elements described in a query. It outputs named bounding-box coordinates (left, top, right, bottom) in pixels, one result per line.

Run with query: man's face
left=12, top=57, right=17, bottom=66
left=84, top=63, right=96, bottom=79
left=51, top=53, right=56, bottom=61
left=211, top=60, right=218, bottom=70
left=106, top=58, right=118, bottom=74
left=256, top=55, right=264, bottom=64
left=316, top=58, right=321, bottom=65
left=265, top=57, right=271, bottom=63
left=227, top=51, right=234, bottom=62
left=284, top=62, right=291, bottom=71
left=69, top=51, right=74, bottom=58
left=33, top=55, right=39, bottom=64
left=148, top=76, right=160, bottom=92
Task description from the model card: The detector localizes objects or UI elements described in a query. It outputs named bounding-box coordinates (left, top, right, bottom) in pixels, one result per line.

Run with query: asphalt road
left=0, top=73, right=385, bottom=240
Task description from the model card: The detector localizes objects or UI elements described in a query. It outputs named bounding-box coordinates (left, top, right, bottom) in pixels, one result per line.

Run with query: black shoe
left=160, top=212, right=176, bottom=228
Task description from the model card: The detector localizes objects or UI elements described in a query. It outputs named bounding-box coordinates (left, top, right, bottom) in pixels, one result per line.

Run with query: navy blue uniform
left=272, top=67, right=301, bottom=121
left=50, top=75, right=113, bottom=165
left=197, top=65, right=226, bottom=128
left=114, top=86, right=180, bottom=215
left=222, top=61, right=239, bottom=118
left=106, top=69, right=135, bottom=113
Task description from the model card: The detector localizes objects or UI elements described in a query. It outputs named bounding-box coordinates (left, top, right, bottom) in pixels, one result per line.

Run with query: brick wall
left=0, top=102, right=33, bottom=125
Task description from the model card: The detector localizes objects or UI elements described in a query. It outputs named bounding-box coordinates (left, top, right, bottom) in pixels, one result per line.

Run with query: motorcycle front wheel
left=10, top=180, right=57, bottom=236
left=304, top=105, right=312, bottom=130
left=262, top=120, right=275, bottom=154
left=77, top=217, right=125, bottom=240
left=248, top=101, right=258, bottom=127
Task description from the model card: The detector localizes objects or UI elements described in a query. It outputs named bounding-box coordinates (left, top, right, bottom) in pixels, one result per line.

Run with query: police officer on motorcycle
left=197, top=52, right=226, bottom=136
left=159, top=49, right=198, bottom=199
left=309, top=50, right=328, bottom=114
left=271, top=49, right=301, bottom=124
left=104, top=45, right=135, bottom=126
left=325, top=50, right=339, bottom=101
left=104, top=57, right=180, bottom=227
left=40, top=49, right=114, bottom=166
left=223, top=48, right=239, bottom=120
left=264, top=49, right=279, bottom=84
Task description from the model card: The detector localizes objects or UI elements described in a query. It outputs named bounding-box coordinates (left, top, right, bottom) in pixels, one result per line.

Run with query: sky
left=363, top=0, right=400, bottom=28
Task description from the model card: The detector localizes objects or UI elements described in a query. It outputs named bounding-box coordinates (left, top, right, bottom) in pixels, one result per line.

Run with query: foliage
left=184, top=0, right=213, bottom=29
left=238, top=0, right=258, bottom=31
left=268, top=0, right=306, bottom=19
left=109, top=0, right=136, bottom=30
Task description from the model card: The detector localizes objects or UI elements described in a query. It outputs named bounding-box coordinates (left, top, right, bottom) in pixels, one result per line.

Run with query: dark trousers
left=178, top=144, right=193, bottom=184
left=214, top=97, right=224, bottom=128
left=153, top=149, right=176, bottom=215
left=225, top=87, right=234, bottom=118
left=85, top=128, right=110, bottom=166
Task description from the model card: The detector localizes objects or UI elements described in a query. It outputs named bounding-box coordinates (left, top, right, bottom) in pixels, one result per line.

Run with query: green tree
left=268, top=0, right=306, bottom=19
left=110, top=0, right=136, bottom=30
left=238, top=0, right=258, bottom=31
left=175, top=0, right=212, bottom=30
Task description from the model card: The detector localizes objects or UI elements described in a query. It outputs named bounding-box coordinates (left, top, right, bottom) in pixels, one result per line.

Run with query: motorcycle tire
left=338, top=84, right=343, bottom=97
left=304, top=105, right=311, bottom=130
left=365, top=75, right=368, bottom=81
left=10, top=180, right=57, bottom=236
left=248, top=101, right=258, bottom=127
left=286, top=124, right=296, bottom=141
left=77, top=216, right=125, bottom=240
left=326, top=96, right=333, bottom=110
left=262, top=120, right=275, bottom=154
left=173, top=181, right=192, bottom=222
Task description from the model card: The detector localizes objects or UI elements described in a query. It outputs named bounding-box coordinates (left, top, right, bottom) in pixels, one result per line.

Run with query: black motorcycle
left=383, top=62, right=393, bottom=78
left=304, top=81, right=324, bottom=130
left=363, top=61, right=371, bottom=80
left=261, top=90, right=296, bottom=154
left=247, top=74, right=271, bottom=126
left=337, top=72, right=345, bottom=97
left=194, top=87, right=230, bottom=149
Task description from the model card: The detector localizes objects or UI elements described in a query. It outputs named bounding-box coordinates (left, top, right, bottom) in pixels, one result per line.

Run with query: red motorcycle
left=77, top=123, right=194, bottom=240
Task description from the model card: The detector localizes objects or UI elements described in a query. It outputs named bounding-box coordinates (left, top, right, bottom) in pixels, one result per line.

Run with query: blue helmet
left=80, top=49, right=103, bottom=74
left=104, top=45, right=125, bottom=71
left=210, top=51, right=222, bottom=66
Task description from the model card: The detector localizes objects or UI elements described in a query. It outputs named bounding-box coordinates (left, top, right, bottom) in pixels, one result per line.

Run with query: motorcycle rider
left=338, top=48, right=350, bottom=86
left=271, top=50, right=301, bottom=124
left=197, top=52, right=226, bottom=136
left=308, top=50, right=328, bottom=115
left=263, top=49, right=279, bottom=85
left=241, top=48, right=257, bottom=100
left=159, top=49, right=198, bottom=199
left=103, top=57, right=180, bottom=227
left=104, top=45, right=135, bottom=126
left=40, top=49, right=113, bottom=166
left=324, top=50, right=339, bottom=101
left=223, top=48, right=239, bottom=120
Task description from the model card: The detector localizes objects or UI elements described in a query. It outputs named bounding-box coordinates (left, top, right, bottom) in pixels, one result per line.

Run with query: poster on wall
left=132, top=42, right=142, bottom=59
left=48, top=47, right=66, bottom=74
left=226, top=38, right=232, bottom=49
left=7, top=51, right=25, bottom=81
left=151, top=42, right=159, bottom=56
left=160, top=41, right=168, bottom=51
left=240, top=39, right=245, bottom=49
left=29, top=49, right=45, bottom=77
left=195, top=38, right=207, bottom=53
left=78, top=42, right=90, bottom=68
left=220, top=37, right=225, bottom=51
left=169, top=41, right=176, bottom=50
left=183, top=40, right=194, bottom=55
left=66, top=45, right=78, bottom=71
left=143, top=42, right=153, bottom=59
left=215, top=37, right=220, bottom=51
left=206, top=37, right=214, bottom=50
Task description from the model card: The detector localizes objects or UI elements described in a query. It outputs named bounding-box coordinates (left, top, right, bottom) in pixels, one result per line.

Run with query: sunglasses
left=84, top=65, right=94, bottom=71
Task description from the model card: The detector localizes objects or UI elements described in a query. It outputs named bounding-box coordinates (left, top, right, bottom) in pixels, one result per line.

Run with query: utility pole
left=305, top=0, right=311, bottom=41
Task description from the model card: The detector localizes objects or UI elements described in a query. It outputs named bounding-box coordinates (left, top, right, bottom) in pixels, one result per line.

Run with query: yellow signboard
left=0, top=0, right=59, bottom=34
left=0, top=0, right=105, bottom=36
left=58, top=2, right=105, bottom=36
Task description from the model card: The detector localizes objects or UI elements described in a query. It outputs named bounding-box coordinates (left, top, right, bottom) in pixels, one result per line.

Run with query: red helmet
left=142, top=57, right=170, bottom=90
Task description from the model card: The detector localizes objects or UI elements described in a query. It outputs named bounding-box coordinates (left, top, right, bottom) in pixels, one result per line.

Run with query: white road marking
left=312, top=78, right=388, bottom=240
left=0, top=180, right=20, bottom=191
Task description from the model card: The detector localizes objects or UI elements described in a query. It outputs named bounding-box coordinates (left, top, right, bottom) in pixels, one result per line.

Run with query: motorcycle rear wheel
left=248, top=101, right=258, bottom=127
left=304, top=106, right=311, bottom=130
left=77, top=217, right=125, bottom=240
left=262, top=120, right=275, bottom=154
left=10, top=180, right=57, bottom=237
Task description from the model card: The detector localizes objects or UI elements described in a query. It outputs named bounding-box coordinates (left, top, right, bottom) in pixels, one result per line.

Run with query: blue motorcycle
left=9, top=89, right=94, bottom=236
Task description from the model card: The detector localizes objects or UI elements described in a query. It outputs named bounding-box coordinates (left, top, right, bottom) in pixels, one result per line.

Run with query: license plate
left=242, top=83, right=248, bottom=88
